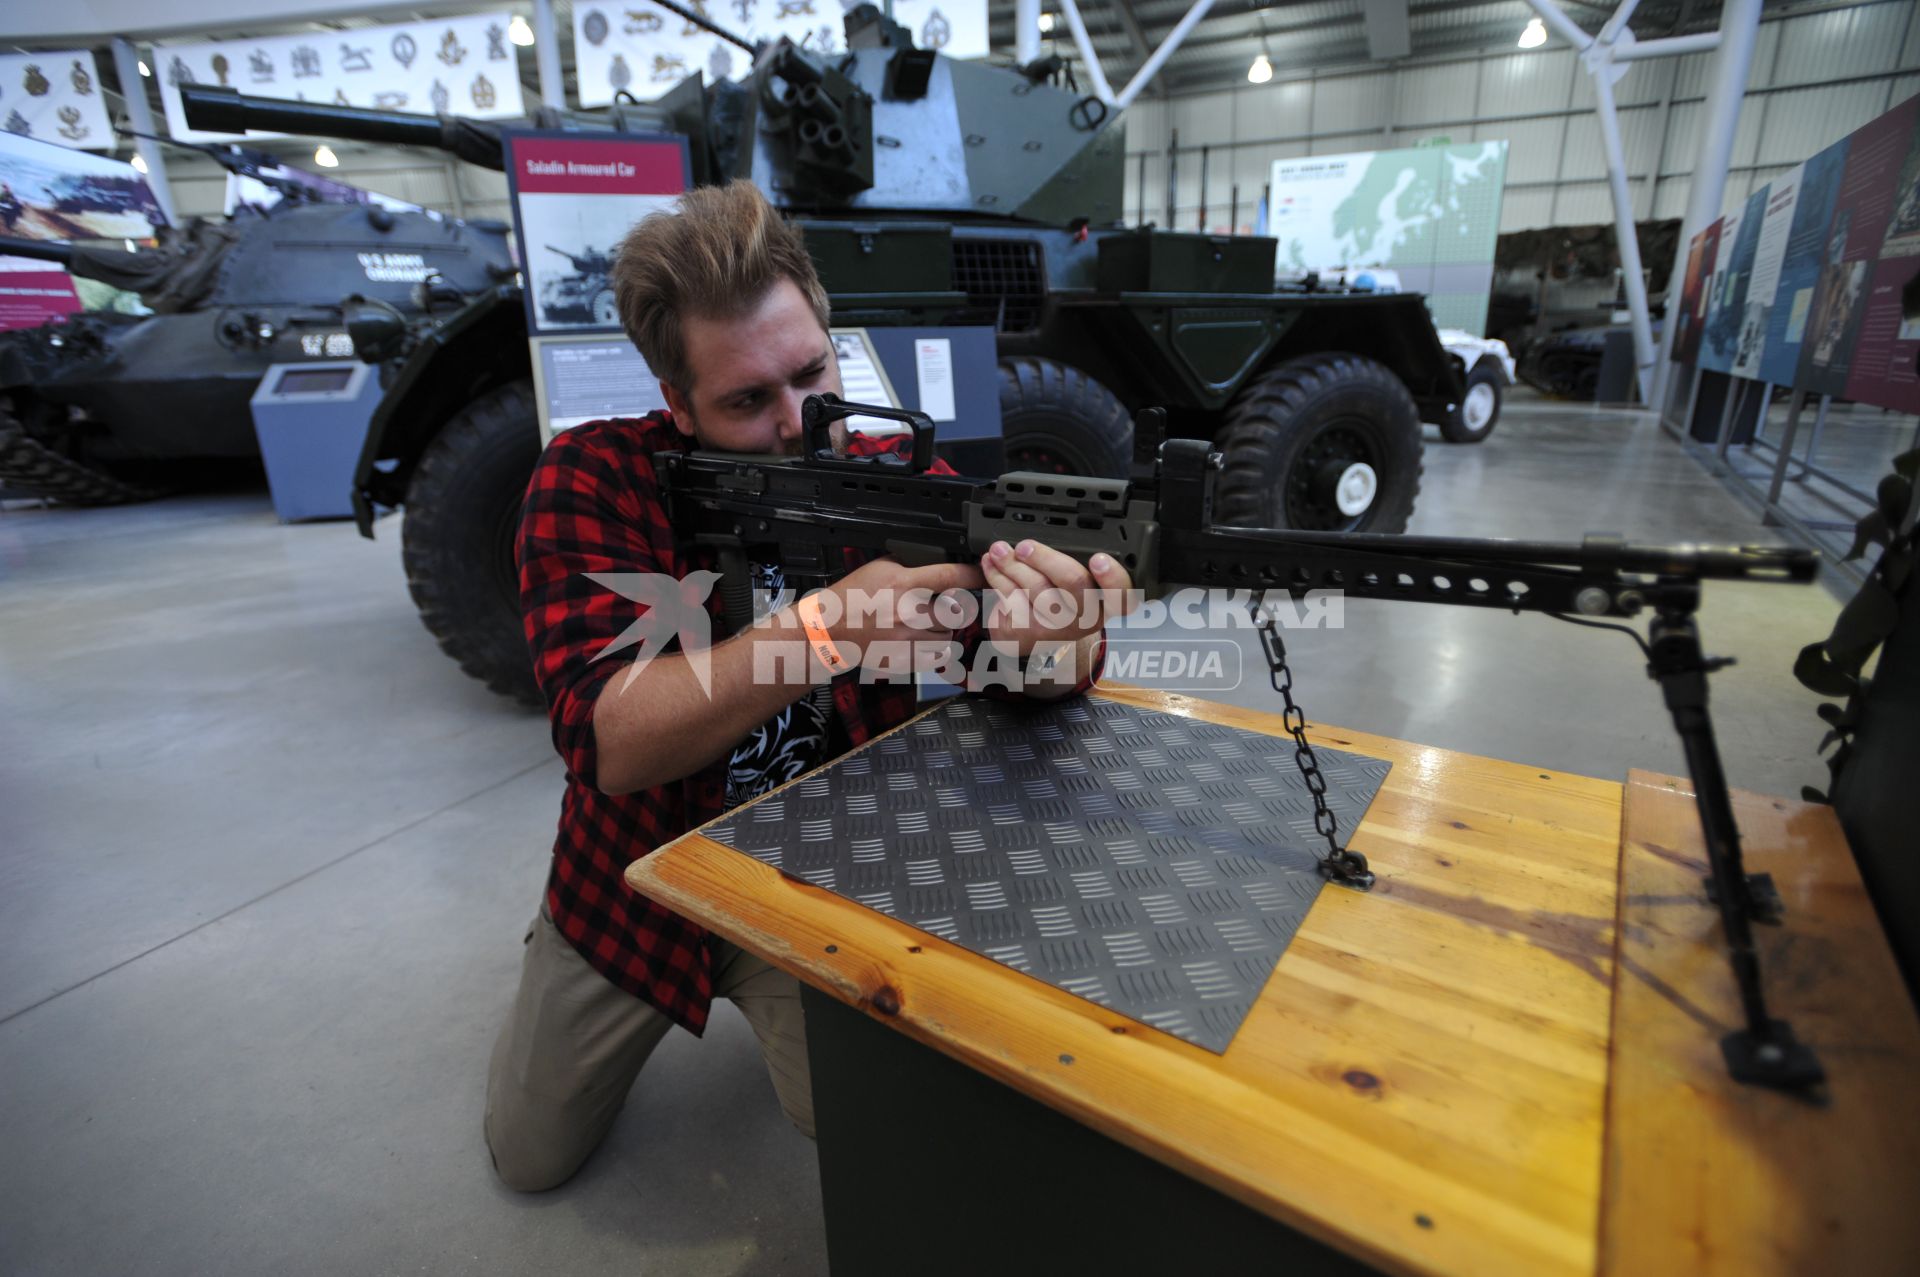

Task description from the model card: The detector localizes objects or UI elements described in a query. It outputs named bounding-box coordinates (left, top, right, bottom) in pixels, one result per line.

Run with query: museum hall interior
left=3, top=1, right=1918, bottom=1273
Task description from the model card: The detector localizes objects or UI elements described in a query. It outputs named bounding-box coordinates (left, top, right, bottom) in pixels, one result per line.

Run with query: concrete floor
left=0, top=391, right=1844, bottom=1275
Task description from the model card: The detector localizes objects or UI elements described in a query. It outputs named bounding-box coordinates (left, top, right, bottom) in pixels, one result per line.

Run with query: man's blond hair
left=610, top=180, right=830, bottom=392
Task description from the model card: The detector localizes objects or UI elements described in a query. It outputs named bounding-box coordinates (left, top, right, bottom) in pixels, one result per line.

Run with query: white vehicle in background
left=1432, top=328, right=1515, bottom=444
left=1289, top=268, right=1513, bottom=444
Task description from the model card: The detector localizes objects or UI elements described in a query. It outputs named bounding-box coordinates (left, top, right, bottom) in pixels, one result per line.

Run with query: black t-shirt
left=724, top=562, right=849, bottom=808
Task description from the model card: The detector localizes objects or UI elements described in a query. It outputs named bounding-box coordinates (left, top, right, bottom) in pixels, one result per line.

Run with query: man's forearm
left=591, top=613, right=822, bottom=795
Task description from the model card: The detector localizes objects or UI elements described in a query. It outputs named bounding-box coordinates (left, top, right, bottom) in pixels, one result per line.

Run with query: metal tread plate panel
left=704, top=694, right=1392, bottom=1054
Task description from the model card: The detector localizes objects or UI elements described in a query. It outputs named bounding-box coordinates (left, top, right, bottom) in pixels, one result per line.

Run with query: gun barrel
left=0, top=237, right=73, bottom=267
left=181, top=84, right=451, bottom=149
left=1262, top=528, right=1817, bottom=581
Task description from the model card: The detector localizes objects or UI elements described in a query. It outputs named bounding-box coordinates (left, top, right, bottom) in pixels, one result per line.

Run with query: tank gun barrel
left=179, top=84, right=676, bottom=174
left=0, top=237, right=73, bottom=267
left=182, top=84, right=454, bottom=150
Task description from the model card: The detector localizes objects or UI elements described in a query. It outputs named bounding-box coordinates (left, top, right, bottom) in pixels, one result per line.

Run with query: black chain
left=1252, top=592, right=1375, bottom=891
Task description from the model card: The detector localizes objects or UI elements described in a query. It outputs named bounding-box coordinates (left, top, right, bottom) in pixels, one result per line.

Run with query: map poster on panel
left=1758, top=142, right=1847, bottom=387
left=1799, top=95, right=1919, bottom=398
left=1843, top=96, right=1920, bottom=412
left=1268, top=141, right=1508, bottom=334
left=1700, top=187, right=1767, bottom=375
left=502, top=131, right=690, bottom=337
left=1672, top=220, right=1721, bottom=366
left=1733, top=174, right=1798, bottom=380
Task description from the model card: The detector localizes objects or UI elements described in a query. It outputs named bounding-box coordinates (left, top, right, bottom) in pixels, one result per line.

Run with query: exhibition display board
left=1269, top=141, right=1509, bottom=335
left=1677, top=93, right=1920, bottom=415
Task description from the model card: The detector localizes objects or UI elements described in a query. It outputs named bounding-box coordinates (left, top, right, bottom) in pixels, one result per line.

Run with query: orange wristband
left=795, top=593, right=850, bottom=677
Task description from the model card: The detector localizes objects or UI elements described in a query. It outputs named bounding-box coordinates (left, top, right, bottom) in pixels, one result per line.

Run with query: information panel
left=1672, top=219, right=1722, bottom=367
left=1699, top=189, right=1766, bottom=376
left=503, top=131, right=691, bottom=337
left=1799, top=96, right=1918, bottom=400
left=1759, top=145, right=1848, bottom=386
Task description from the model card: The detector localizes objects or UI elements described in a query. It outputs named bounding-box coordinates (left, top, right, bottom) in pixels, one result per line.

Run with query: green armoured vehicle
left=182, top=6, right=1461, bottom=706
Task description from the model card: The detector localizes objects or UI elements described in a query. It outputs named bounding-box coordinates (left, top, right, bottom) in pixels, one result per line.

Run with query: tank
left=538, top=244, right=617, bottom=327
left=0, top=147, right=516, bottom=503
left=177, top=4, right=1464, bottom=704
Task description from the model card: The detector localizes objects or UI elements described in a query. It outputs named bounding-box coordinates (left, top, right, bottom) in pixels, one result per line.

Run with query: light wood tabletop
left=630, top=684, right=1626, bottom=1277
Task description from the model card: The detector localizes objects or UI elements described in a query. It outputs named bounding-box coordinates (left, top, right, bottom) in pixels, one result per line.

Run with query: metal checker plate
left=703, top=694, right=1392, bottom=1053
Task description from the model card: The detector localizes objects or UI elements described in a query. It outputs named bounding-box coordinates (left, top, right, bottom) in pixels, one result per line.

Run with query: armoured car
left=181, top=5, right=1463, bottom=704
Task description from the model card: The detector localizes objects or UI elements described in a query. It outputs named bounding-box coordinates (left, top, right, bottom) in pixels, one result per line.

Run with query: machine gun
left=660, top=393, right=1827, bottom=1098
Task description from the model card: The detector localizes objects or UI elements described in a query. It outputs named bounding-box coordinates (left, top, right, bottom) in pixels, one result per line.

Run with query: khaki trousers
left=484, top=906, right=814, bottom=1192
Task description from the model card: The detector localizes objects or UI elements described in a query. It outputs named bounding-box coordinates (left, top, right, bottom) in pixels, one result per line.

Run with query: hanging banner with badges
left=570, top=0, right=988, bottom=107
left=154, top=15, right=526, bottom=144
left=0, top=52, right=114, bottom=152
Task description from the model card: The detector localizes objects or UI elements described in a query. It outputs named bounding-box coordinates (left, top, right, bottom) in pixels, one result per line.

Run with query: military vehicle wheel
left=1216, top=354, right=1422, bottom=534
left=591, top=289, right=618, bottom=327
left=997, top=356, right=1132, bottom=479
left=1441, top=362, right=1502, bottom=444
left=402, top=380, right=543, bottom=707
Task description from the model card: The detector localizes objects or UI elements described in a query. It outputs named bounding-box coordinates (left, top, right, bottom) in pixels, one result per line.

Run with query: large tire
left=401, top=380, right=543, bottom=707
left=1215, top=354, right=1423, bottom=534
left=997, top=356, right=1133, bottom=479
left=1440, top=360, right=1503, bottom=444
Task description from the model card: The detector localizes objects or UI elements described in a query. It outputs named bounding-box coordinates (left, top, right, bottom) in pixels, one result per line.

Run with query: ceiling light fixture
left=130, top=152, right=148, bottom=174
left=137, top=59, right=152, bottom=77
left=1248, top=54, right=1273, bottom=84
left=509, top=14, right=535, bottom=46
left=314, top=145, right=340, bottom=168
left=1518, top=18, right=1548, bottom=49
left=1038, top=13, right=1054, bottom=33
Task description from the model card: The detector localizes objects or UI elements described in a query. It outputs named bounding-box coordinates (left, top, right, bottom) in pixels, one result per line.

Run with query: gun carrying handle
left=803, top=392, right=936, bottom=472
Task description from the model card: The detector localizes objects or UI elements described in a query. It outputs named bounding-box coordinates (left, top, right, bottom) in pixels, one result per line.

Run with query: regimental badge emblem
left=391, top=34, right=418, bottom=69
left=291, top=46, right=321, bottom=79
left=922, top=8, right=951, bottom=51
left=248, top=49, right=274, bottom=83
left=487, top=23, right=509, bottom=61
left=583, top=10, right=610, bottom=46
left=57, top=105, right=88, bottom=140
left=608, top=53, right=632, bottom=93
left=23, top=64, right=50, bottom=97
left=5, top=109, right=30, bottom=137
left=210, top=53, right=231, bottom=86
left=340, top=44, right=373, bottom=72
left=437, top=28, right=468, bottom=67
left=70, top=59, right=93, bottom=96
left=470, top=73, right=496, bottom=110
left=430, top=78, right=451, bottom=114
left=167, top=56, right=195, bottom=87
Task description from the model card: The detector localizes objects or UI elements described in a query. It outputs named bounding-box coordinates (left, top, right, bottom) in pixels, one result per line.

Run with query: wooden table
left=628, top=685, right=1920, bottom=1276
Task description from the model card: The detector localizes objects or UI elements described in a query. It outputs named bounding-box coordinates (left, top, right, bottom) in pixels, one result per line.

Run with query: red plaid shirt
left=518, top=411, right=1099, bottom=1032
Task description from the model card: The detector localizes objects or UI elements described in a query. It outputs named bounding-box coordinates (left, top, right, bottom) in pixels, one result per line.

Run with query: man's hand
left=978, top=539, right=1136, bottom=688
left=814, top=557, right=987, bottom=673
